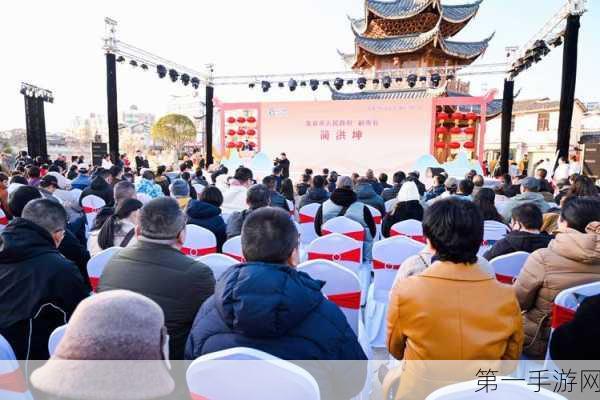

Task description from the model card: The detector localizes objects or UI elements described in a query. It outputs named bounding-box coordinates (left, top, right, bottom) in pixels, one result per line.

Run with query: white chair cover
left=0, top=209, right=8, bottom=231
left=0, top=334, right=34, bottom=400
left=479, top=220, right=510, bottom=256
left=181, top=225, right=217, bottom=258
left=322, top=216, right=365, bottom=242
left=81, top=194, right=106, bottom=234
left=298, top=203, right=320, bottom=245
left=186, top=347, right=320, bottom=400
left=222, top=236, right=244, bottom=262
left=489, top=251, right=529, bottom=284
left=197, top=253, right=239, bottom=280
left=87, top=247, right=121, bottom=292
left=48, top=324, right=67, bottom=356
left=389, top=219, right=426, bottom=243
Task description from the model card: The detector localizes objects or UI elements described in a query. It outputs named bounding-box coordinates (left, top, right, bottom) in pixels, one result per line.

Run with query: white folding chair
left=221, top=212, right=233, bottom=225
left=70, top=188, right=82, bottom=202
left=0, top=209, right=8, bottom=231
left=223, top=236, right=244, bottom=262
left=0, top=334, right=34, bottom=400
left=426, top=378, right=567, bottom=399
left=365, top=236, right=424, bottom=348
left=192, top=183, right=206, bottom=199
left=544, top=281, right=600, bottom=370
left=385, top=198, right=397, bottom=214
left=136, top=192, right=152, bottom=205
left=366, top=205, right=382, bottom=240
left=298, top=203, right=320, bottom=245
left=389, top=219, right=426, bottom=243
left=87, top=247, right=121, bottom=292
left=322, top=216, right=365, bottom=242
left=489, top=251, right=529, bottom=284
left=81, top=194, right=106, bottom=234
left=186, top=347, right=320, bottom=400
left=479, top=220, right=510, bottom=256
left=48, top=324, right=67, bottom=356
left=181, top=225, right=217, bottom=258
left=197, top=253, right=239, bottom=280
left=286, top=199, right=296, bottom=217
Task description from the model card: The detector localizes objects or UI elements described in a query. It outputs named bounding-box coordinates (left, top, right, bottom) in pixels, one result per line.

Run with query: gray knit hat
left=170, top=178, right=189, bottom=197
left=31, top=290, right=175, bottom=400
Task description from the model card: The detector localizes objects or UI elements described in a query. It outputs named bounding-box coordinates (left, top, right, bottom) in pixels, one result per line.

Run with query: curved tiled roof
left=439, top=32, right=494, bottom=59
left=329, top=84, right=448, bottom=100
left=365, top=0, right=482, bottom=22
left=440, top=1, right=483, bottom=23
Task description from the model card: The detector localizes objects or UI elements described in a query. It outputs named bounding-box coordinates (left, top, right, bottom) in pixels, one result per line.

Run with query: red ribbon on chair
left=0, top=216, right=8, bottom=225
left=224, top=252, right=245, bottom=263
left=327, top=291, right=361, bottom=310
left=307, top=248, right=361, bottom=263
left=0, top=368, right=28, bottom=393
left=373, top=215, right=382, bottom=225
left=89, top=276, right=100, bottom=292
left=181, top=247, right=216, bottom=257
left=322, top=229, right=365, bottom=242
left=389, top=231, right=426, bottom=243
left=299, top=214, right=315, bottom=224
left=373, top=260, right=403, bottom=270
left=551, top=303, right=576, bottom=329
left=495, top=273, right=515, bottom=285
left=190, top=393, right=210, bottom=400
left=83, top=206, right=101, bottom=214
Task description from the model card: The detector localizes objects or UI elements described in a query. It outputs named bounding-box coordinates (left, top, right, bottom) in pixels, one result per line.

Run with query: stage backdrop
left=220, top=98, right=433, bottom=175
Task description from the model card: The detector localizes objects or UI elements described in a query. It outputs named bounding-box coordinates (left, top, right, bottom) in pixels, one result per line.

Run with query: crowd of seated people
left=0, top=151, right=599, bottom=400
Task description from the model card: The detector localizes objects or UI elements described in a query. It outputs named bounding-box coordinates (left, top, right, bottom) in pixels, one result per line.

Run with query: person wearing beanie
left=31, top=290, right=174, bottom=400
left=80, top=169, right=115, bottom=207
left=98, top=197, right=215, bottom=359
left=0, top=199, right=89, bottom=360
left=87, top=198, right=143, bottom=257
left=381, top=181, right=424, bottom=238
left=169, top=178, right=191, bottom=210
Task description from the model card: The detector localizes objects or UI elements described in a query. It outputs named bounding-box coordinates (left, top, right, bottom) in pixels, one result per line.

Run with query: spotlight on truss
left=157, top=65, right=167, bottom=78
left=191, top=77, right=200, bottom=89
left=288, top=79, right=298, bottom=92
left=181, top=73, right=190, bottom=86
left=168, top=69, right=179, bottom=82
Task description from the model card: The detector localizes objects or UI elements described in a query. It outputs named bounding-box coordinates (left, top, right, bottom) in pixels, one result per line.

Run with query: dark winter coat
left=423, top=184, right=446, bottom=202
left=314, top=188, right=376, bottom=238
left=226, top=208, right=258, bottom=239
left=0, top=219, right=89, bottom=359
left=366, top=179, right=383, bottom=195
left=296, top=182, right=309, bottom=197
left=79, top=176, right=114, bottom=207
left=355, top=182, right=385, bottom=215
left=381, top=184, right=402, bottom=202
left=185, top=262, right=367, bottom=399
left=381, top=201, right=424, bottom=238
left=155, top=175, right=171, bottom=196
left=269, top=190, right=290, bottom=212
left=59, top=229, right=92, bottom=291
left=186, top=200, right=227, bottom=251
left=298, top=187, right=330, bottom=209
left=97, top=240, right=215, bottom=359
left=483, top=231, right=553, bottom=261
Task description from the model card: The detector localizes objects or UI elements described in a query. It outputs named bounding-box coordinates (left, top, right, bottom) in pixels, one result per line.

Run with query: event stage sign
left=220, top=98, right=433, bottom=175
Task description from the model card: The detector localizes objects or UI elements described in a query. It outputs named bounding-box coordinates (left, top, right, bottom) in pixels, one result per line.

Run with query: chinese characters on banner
left=306, top=119, right=378, bottom=142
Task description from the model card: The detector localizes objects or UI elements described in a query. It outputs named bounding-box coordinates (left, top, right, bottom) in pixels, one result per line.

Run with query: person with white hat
left=31, top=290, right=175, bottom=400
left=382, top=181, right=424, bottom=238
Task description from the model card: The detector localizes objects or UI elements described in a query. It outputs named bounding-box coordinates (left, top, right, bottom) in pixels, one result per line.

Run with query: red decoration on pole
left=435, top=141, right=446, bottom=149
left=237, top=129, right=246, bottom=136
left=437, top=112, right=449, bottom=121
left=464, top=126, right=476, bottom=135
left=449, top=142, right=461, bottom=149
left=236, top=141, right=245, bottom=149
left=227, top=116, right=236, bottom=124
left=237, top=117, right=246, bottom=124
left=451, top=112, right=464, bottom=121
left=436, top=126, right=449, bottom=135
left=246, top=129, right=257, bottom=136
left=227, top=129, right=236, bottom=136
left=463, top=141, right=475, bottom=149
left=450, top=126, right=461, bottom=134
left=226, top=141, right=236, bottom=148
left=247, top=116, right=256, bottom=123
left=466, top=112, right=479, bottom=121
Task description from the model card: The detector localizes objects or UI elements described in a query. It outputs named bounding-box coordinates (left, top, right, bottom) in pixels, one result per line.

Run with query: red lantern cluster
left=435, top=141, right=446, bottom=149
left=450, top=126, right=461, bottom=134
left=437, top=112, right=449, bottom=121
left=226, top=116, right=236, bottom=124
left=464, top=126, right=476, bottom=135
left=463, top=141, right=475, bottom=149
left=449, top=142, right=461, bottom=149
left=225, top=113, right=258, bottom=151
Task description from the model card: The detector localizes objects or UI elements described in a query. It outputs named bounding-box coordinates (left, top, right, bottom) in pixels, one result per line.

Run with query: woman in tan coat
left=515, top=196, right=600, bottom=359
left=386, top=198, right=523, bottom=400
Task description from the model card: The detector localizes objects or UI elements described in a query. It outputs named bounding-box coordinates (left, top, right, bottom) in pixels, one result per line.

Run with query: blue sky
left=1, top=0, right=598, bottom=131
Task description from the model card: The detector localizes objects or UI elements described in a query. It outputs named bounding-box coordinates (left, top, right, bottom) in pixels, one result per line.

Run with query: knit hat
left=170, top=178, right=189, bottom=197
left=520, top=176, right=540, bottom=192
left=336, top=176, right=353, bottom=189
left=8, top=185, right=42, bottom=217
left=31, top=290, right=174, bottom=400
left=396, top=181, right=420, bottom=202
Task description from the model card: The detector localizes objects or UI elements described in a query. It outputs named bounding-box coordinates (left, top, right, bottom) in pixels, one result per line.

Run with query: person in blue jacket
left=186, top=186, right=227, bottom=251
left=185, top=207, right=367, bottom=399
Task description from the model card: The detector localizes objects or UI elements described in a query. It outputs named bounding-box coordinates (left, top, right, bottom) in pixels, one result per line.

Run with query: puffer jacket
left=136, top=178, right=164, bottom=199
left=500, top=192, right=550, bottom=222
left=354, top=182, right=385, bottom=215
left=185, top=262, right=367, bottom=399
left=186, top=200, right=227, bottom=251
left=514, top=222, right=600, bottom=358
left=298, top=187, right=330, bottom=209
left=80, top=176, right=114, bottom=207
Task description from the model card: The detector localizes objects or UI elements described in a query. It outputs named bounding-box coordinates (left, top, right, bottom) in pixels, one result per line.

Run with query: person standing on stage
left=274, top=153, right=290, bottom=179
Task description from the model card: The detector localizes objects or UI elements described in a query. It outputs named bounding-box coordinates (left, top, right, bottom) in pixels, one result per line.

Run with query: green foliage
left=151, top=114, right=197, bottom=151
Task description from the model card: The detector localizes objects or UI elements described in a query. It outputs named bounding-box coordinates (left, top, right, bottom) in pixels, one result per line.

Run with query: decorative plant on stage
left=151, top=114, right=197, bottom=162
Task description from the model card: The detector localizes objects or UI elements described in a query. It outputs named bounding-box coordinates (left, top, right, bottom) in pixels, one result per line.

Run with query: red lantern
left=226, top=141, right=236, bottom=149
left=435, top=141, right=446, bottom=149
left=246, top=129, right=256, bottom=136
left=449, top=142, right=461, bottom=149
left=227, top=129, right=236, bottom=136
left=451, top=112, right=464, bottom=121
left=247, top=116, right=256, bottom=123
left=463, top=141, right=475, bottom=149
left=466, top=112, right=478, bottom=121
left=464, top=126, right=476, bottom=135
left=227, top=116, right=236, bottom=124
left=237, top=117, right=246, bottom=124
left=436, top=126, right=449, bottom=135
left=236, top=141, right=245, bottom=149
left=450, top=126, right=461, bottom=134
left=237, top=129, right=246, bottom=136
left=437, top=112, right=449, bottom=121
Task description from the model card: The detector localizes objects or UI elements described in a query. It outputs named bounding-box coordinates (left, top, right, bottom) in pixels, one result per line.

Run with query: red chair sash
left=322, top=229, right=365, bottom=242
left=373, top=216, right=382, bottom=224
left=551, top=303, right=576, bottom=329
left=89, top=276, right=100, bottom=292
left=327, top=291, right=361, bottom=310
left=190, top=394, right=210, bottom=400
left=389, top=231, right=426, bottom=244
left=373, top=260, right=403, bottom=270
left=299, top=214, right=315, bottom=224
left=307, top=248, right=361, bottom=263
left=83, top=206, right=101, bottom=214
left=0, top=216, right=8, bottom=225
left=0, top=368, right=27, bottom=393
left=495, top=273, right=515, bottom=285
left=225, top=252, right=245, bottom=262
left=181, top=247, right=216, bottom=257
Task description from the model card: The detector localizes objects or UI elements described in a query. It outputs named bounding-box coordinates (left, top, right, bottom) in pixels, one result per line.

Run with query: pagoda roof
left=351, top=17, right=493, bottom=59
left=365, top=0, right=483, bottom=23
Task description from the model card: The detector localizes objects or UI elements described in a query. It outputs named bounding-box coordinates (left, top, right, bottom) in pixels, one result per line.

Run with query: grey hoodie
left=501, top=192, right=550, bottom=222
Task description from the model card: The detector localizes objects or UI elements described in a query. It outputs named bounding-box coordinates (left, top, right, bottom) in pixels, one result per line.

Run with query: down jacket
left=185, top=262, right=367, bottom=399
left=514, top=222, right=600, bottom=358
left=186, top=200, right=227, bottom=251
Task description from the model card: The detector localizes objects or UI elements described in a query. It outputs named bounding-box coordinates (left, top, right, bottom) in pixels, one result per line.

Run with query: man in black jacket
left=298, top=175, right=329, bottom=209
left=226, top=184, right=270, bottom=239
left=381, top=171, right=406, bottom=201
left=80, top=169, right=114, bottom=207
left=0, top=199, right=89, bottom=359
left=483, top=203, right=552, bottom=260
left=98, top=197, right=215, bottom=359
left=274, top=152, right=290, bottom=179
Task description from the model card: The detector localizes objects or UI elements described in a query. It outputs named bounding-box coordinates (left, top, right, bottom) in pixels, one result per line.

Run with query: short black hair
left=458, top=179, right=474, bottom=195
left=511, top=203, right=543, bottom=230
left=273, top=166, right=283, bottom=175
left=27, top=165, right=41, bottom=178
left=0, top=172, right=8, bottom=182
left=242, top=207, right=298, bottom=264
left=199, top=186, right=223, bottom=207
left=422, top=198, right=483, bottom=264
left=536, top=168, right=548, bottom=179
left=392, top=171, right=406, bottom=184
left=246, top=184, right=271, bottom=209
left=156, top=165, right=166, bottom=175
left=561, top=197, right=600, bottom=233
left=262, top=175, right=276, bottom=190
left=322, top=168, right=329, bottom=175
left=109, top=165, right=122, bottom=178
left=140, top=197, right=186, bottom=240
left=379, top=173, right=388, bottom=183
left=10, top=175, right=28, bottom=185
left=301, top=174, right=311, bottom=183
left=179, top=162, right=189, bottom=172
left=434, top=174, right=447, bottom=186
left=234, top=167, right=253, bottom=183
left=304, top=168, right=313, bottom=176
left=312, top=175, right=325, bottom=188
left=9, top=186, right=43, bottom=217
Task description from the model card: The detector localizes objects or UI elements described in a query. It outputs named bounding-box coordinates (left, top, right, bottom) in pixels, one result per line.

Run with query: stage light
left=372, top=78, right=380, bottom=85
left=382, top=76, right=392, bottom=89
left=419, top=76, right=427, bottom=82
left=249, top=82, right=255, bottom=89
left=261, top=80, right=271, bottom=93
left=19, top=86, right=26, bottom=95
left=430, top=73, right=441, bottom=87
left=181, top=73, right=190, bottom=86
left=278, top=82, right=285, bottom=88
left=157, top=65, right=167, bottom=78
left=346, top=79, right=353, bottom=85
left=129, top=60, right=138, bottom=67
left=116, top=56, right=125, bottom=63
left=357, top=77, right=367, bottom=90
left=407, top=74, right=417, bottom=88
left=549, top=36, right=563, bottom=47
left=300, top=81, right=307, bottom=87
left=191, top=77, right=200, bottom=89
left=168, top=69, right=179, bottom=82
left=140, top=64, right=149, bottom=70
left=334, top=78, right=344, bottom=90
left=309, top=79, right=319, bottom=91
left=288, top=79, right=298, bottom=91
left=48, top=95, right=54, bottom=104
